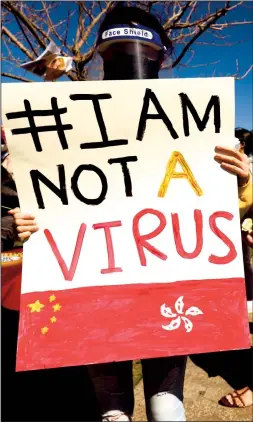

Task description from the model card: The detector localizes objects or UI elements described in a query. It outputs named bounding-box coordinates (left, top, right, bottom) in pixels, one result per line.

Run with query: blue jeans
left=88, top=356, right=187, bottom=421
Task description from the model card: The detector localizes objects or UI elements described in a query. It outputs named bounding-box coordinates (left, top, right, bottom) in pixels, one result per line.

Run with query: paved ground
left=133, top=357, right=252, bottom=421
left=133, top=321, right=253, bottom=421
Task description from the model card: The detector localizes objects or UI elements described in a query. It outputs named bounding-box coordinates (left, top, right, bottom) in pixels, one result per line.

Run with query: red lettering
left=44, top=223, right=86, bottom=281
left=133, top=208, right=167, bottom=266
left=93, top=221, right=122, bottom=274
left=172, top=209, right=203, bottom=259
left=208, top=211, right=237, bottom=264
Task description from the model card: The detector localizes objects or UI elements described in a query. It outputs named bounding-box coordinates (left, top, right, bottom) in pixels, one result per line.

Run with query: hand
left=244, top=230, right=253, bottom=248
left=246, top=231, right=253, bottom=248
left=214, top=146, right=250, bottom=186
left=2, top=154, right=14, bottom=179
left=8, top=207, right=39, bottom=242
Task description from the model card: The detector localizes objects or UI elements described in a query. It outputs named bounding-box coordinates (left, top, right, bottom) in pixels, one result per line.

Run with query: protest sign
left=2, top=77, right=250, bottom=372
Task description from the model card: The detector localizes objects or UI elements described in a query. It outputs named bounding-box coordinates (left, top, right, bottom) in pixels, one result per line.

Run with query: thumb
left=8, top=207, right=20, bottom=215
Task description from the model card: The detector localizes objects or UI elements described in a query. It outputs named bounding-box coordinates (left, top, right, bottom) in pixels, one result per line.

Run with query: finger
left=219, top=163, right=248, bottom=178
left=15, top=218, right=37, bottom=227
left=16, top=225, right=39, bottom=233
left=12, top=212, right=36, bottom=220
left=18, top=231, right=32, bottom=242
left=8, top=207, right=20, bottom=215
left=246, top=233, right=253, bottom=247
left=214, top=154, right=248, bottom=172
left=214, top=154, right=248, bottom=170
left=215, top=146, right=246, bottom=162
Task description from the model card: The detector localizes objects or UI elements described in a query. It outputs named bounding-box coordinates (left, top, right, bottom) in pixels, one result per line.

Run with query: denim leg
left=88, top=360, right=134, bottom=421
left=142, top=355, right=187, bottom=421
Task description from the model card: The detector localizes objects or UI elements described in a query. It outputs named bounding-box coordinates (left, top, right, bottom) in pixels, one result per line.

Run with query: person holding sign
left=1, top=132, right=98, bottom=421
left=218, top=128, right=253, bottom=409
left=9, top=5, right=253, bottom=422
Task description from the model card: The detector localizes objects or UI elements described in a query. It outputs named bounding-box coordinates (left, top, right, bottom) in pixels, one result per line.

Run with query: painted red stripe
left=16, top=278, right=250, bottom=372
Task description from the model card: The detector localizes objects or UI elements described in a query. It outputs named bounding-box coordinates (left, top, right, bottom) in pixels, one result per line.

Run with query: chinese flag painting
left=17, top=277, right=249, bottom=371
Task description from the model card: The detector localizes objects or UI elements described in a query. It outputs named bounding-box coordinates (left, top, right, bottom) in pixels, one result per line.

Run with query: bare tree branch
left=236, top=64, right=253, bottom=80
left=2, top=1, right=47, bottom=49
left=41, top=1, right=66, bottom=47
left=1, top=1, right=252, bottom=82
left=2, top=72, right=32, bottom=82
left=79, top=2, right=95, bottom=21
left=169, top=0, right=245, bottom=29
left=164, top=1, right=192, bottom=30
left=14, top=15, right=38, bottom=57
left=211, top=20, right=253, bottom=29
left=2, top=26, right=34, bottom=60
left=232, top=60, right=253, bottom=80
left=74, top=2, right=115, bottom=52
left=172, top=2, right=231, bottom=68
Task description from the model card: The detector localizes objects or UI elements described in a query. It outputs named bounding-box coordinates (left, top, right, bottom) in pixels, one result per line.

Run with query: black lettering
left=71, top=164, right=107, bottom=205
left=6, top=98, right=72, bottom=152
left=30, top=165, right=68, bottom=209
left=179, top=93, right=221, bottom=136
left=137, top=89, right=179, bottom=141
left=70, top=94, right=128, bottom=149
left=108, top=155, right=138, bottom=197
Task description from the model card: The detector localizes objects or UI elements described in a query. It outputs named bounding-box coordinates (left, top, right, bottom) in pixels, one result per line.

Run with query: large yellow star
left=41, top=326, right=49, bottom=335
left=28, top=300, right=45, bottom=313
left=52, top=303, right=61, bottom=312
left=49, top=294, right=56, bottom=302
left=50, top=316, right=57, bottom=323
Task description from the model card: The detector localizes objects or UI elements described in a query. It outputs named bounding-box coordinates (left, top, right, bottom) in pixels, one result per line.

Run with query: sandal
left=219, top=387, right=253, bottom=408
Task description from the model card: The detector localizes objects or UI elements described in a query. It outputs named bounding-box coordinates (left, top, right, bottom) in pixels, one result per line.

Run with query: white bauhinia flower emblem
left=160, top=296, right=203, bottom=333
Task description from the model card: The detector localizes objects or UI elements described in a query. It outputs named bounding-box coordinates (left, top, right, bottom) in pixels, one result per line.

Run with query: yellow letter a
left=158, top=151, right=203, bottom=197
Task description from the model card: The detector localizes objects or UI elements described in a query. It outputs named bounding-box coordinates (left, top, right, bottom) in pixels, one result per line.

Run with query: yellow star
left=50, top=316, right=57, bottom=323
left=49, top=294, right=56, bottom=302
left=41, top=326, right=49, bottom=335
left=28, top=300, right=45, bottom=313
left=52, top=303, right=61, bottom=312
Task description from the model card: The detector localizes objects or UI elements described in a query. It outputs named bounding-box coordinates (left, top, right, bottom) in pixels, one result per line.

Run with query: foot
left=102, top=412, right=132, bottom=421
left=219, top=387, right=253, bottom=408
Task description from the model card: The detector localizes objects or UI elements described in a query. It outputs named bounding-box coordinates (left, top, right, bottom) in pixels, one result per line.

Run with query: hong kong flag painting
left=2, top=78, right=250, bottom=372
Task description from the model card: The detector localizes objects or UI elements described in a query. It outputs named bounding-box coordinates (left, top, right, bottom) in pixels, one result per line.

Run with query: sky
left=2, top=1, right=253, bottom=129
left=172, top=2, right=253, bottom=130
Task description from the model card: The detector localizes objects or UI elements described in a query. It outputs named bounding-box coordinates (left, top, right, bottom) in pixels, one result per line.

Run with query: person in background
left=236, top=127, right=253, bottom=161
left=1, top=126, right=20, bottom=252
left=243, top=219, right=253, bottom=248
left=218, top=128, right=253, bottom=409
left=1, top=128, right=98, bottom=422
left=1, top=125, right=25, bottom=313
left=235, top=127, right=253, bottom=305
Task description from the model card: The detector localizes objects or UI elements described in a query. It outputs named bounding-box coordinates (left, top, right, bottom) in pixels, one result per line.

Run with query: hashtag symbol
left=6, top=97, right=73, bottom=152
